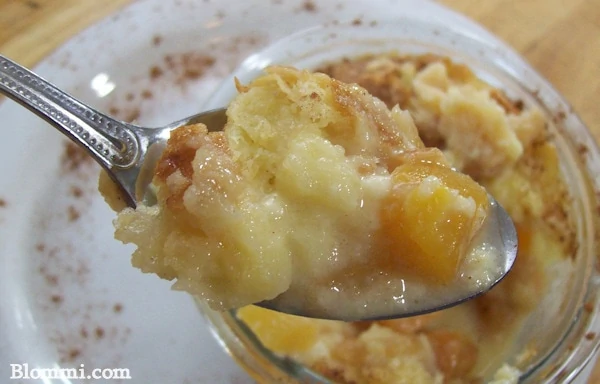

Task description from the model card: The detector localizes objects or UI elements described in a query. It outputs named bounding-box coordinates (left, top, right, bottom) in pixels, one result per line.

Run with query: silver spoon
left=0, top=54, right=517, bottom=321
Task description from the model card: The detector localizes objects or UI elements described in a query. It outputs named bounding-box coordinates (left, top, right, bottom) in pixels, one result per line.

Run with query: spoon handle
left=0, top=54, right=139, bottom=170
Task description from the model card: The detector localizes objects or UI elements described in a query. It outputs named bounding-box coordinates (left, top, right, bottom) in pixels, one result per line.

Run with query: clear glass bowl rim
left=199, top=15, right=600, bottom=384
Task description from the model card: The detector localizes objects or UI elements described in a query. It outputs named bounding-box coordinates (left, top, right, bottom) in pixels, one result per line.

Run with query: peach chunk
left=426, top=330, right=479, bottom=379
left=380, top=158, right=489, bottom=284
left=237, top=306, right=318, bottom=354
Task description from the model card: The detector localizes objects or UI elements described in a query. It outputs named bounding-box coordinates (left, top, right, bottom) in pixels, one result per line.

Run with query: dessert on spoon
left=0, top=55, right=517, bottom=321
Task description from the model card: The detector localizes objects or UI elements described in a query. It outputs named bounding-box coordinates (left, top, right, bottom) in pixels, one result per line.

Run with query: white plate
left=0, top=1, right=502, bottom=382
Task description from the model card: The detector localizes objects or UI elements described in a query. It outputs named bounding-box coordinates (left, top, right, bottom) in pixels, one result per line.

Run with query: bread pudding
left=234, top=54, right=576, bottom=383
left=101, top=64, right=504, bottom=320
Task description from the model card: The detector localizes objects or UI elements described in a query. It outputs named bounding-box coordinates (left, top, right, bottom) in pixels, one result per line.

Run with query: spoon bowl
left=258, top=196, right=517, bottom=321
left=0, top=54, right=517, bottom=321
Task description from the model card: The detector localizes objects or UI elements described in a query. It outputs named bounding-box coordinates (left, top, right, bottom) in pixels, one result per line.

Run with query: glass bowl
left=198, top=13, right=600, bottom=384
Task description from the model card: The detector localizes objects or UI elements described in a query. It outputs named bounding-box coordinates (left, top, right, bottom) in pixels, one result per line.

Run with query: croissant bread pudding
left=100, top=64, right=505, bottom=320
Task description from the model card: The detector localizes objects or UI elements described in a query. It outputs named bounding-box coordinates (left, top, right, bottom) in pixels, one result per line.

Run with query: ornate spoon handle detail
left=0, top=54, right=139, bottom=169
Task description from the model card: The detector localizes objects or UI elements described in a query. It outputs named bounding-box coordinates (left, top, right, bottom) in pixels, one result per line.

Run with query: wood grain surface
left=0, top=0, right=598, bottom=382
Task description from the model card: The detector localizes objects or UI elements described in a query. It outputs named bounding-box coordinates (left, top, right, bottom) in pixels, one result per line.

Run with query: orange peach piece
left=380, top=159, right=488, bottom=284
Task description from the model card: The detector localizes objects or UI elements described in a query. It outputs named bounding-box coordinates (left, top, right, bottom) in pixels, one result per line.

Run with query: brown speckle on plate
left=39, top=264, right=59, bottom=286
left=67, top=348, right=81, bottom=362
left=70, top=186, right=84, bottom=198
left=95, top=327, right=105, bottom=339
left=141, top=89, right=153, bottom=100
left=164, top=52, right=216, bottom=84
left=0, top=198, right=6, bottom=207
left=108, top=106, right=140, bottom=123
left=61, top=142, right=93, bottom=172
left=149, top=65, right=164, bottom=79
left=152, top=35, right=163, bottom=47
left=67, top=206, right=80, bottom=222
left=302, top=0, right=317, bottom=12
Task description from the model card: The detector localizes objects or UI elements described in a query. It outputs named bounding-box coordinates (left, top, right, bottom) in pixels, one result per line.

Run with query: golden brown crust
left=155, top=124, right=206, bottom=181
left=154, top=123, right=237, bottom=213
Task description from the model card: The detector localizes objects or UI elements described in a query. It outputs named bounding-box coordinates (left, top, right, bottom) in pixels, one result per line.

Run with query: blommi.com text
left=10, top=363, right=132, bottom=380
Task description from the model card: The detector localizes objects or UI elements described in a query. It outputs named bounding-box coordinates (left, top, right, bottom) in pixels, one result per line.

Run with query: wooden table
left=1, top=0, right=598, bottom=382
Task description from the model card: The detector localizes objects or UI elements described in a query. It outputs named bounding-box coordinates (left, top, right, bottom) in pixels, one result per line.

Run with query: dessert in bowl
left=193, top=19, right=600, bottom=384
